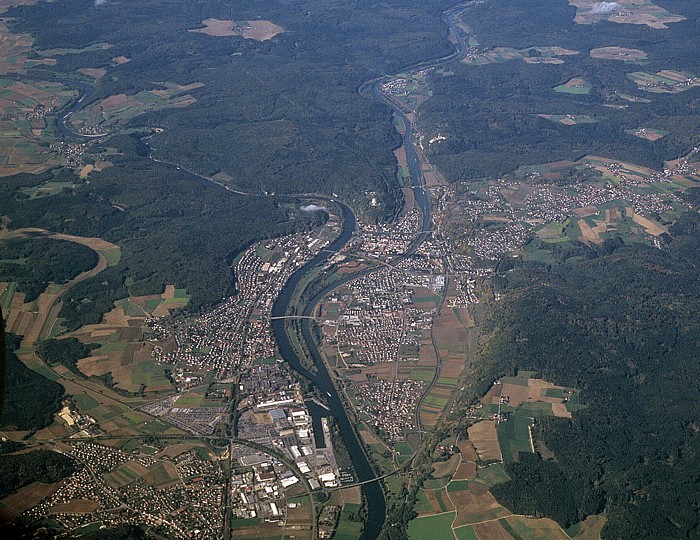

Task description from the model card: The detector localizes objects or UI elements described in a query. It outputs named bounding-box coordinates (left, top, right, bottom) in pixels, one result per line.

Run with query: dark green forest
left=7, top=0, right=456, bottom=214
left=1, top=334, right=64, bottom=431
left=479, top=211, right=700, bottom=538
left=0, top=238, right=97, bottom=302
left=0, top=136, right=323, bottom=330
left=37, top=338, right=97, bottom=377
left=418, top=0, right=700, bottom=179
left=0, top=449, right=76, bottom=499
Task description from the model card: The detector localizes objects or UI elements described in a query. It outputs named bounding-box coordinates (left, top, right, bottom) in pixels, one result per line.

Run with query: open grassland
left=408, top=512, right=456, bottom=540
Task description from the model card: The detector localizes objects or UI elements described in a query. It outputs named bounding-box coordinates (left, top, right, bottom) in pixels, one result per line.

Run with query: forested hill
left=479, top=210, right=700, bottom=538
left=7, top=0, right=455, bottom=216
left=0, top=137, right=323, bottom=330
left=417, top=0, right=700, bottom=180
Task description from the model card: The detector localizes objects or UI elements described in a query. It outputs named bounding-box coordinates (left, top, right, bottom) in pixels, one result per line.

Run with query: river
left=54, top=4, right=472, bottom=534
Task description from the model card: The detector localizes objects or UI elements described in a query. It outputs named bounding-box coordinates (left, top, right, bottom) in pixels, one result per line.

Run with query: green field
left=334, top=503, right=364, bottom=540
left=454, top=525, right=478, bottom=540
left=435, top=490, right=449, bottom=512
left=0, top=282, right=17, bottom=311
left=409, top=368, right=436, bottom=382
left=394, top=441, right=413, bottom=455
left=131, top=360, right=172, bottom=388
left=95, top=342, right=128, bottom=354
left=423, top=477, right=450, bottom=490
left=476, top=462, right=510, bottom=487
left=144, top=298, right=162, bottom=312
left=424, top=396, right=449, bottom=408
left=231, top=517, right=261, bottom=529
left=72, top=393, right=99, bottom=411
left=408, top=512, right=456, bottom=540
left=175, top=392, right=205, bottom=408
left=554, top=78, right=591, bottom=94
left=447, top=480, right=470, bottom=493
left=517, top=401, right=554, bottom=417
left=414, top=489, right=433, bottom=514
left=142, top=419, right=170, bottom=434
left=498, top=414, right=534, bottom=462
left=120, top=299, right=146, bottom=316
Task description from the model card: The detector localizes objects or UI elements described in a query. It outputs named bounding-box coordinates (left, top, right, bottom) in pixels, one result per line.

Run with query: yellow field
left=468, top=420, right=502, bottom=461
left=189, top=19, right=284, bottom=41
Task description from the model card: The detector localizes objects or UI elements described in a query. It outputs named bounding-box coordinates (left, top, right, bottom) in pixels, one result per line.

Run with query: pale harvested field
left=156, top=443, right=196, bottom=458
left=432, top=454, right=460, bottom=479
left=590, top=47, right=647, bottom=61
left=659, top=69, right=689, bottom=83
left=189, top=19, right=284, bottom=41
left=49, top=499, right=99, bottom=514
left=468, top=421, right=502, bottom=461
left=402, top=186, right=415, bottom=213
left=457, top=439, right=479, bottom=461
left=450, top=487, right=510, bottom=527
left=394, top=146, right=408, bottom=167
left=497, top=379, right=573, bottom=419
left=0, top=481, right=62, bottom=520
left=98, top=93, right=139, bottom=109
left=495, top=382, right=530, bottom=407
left=551, top=402, right=570, bottom=417
left=78, top=67, right=106, bottom=78
left=570, top=0, right=685, bottom=29
left=453, top=461, right=477, bottom=480
left=574, top=514, right=607, bottom=539
left=577, top=218, right=601, bottom=244
left=606, top=207, right=620, bottom=225
left=359, top=428, right=381, bottom=445
left=420, top=408, right=440, bottom=428
left=79, top=164, right=94, bottom=178
left=112, top=55, right=130, bottom=64
left=503, top=516, right=569, bottom=540
left=472, top=520, right=513, bottom=540
left=339, top=485, right=362, bottom=504
left=633, top=213, right=667, bottom=236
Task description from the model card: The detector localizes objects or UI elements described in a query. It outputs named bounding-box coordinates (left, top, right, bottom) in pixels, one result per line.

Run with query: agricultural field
left=189, top=19, right=284, bottom=41
left=74, top=284, right=188, bottom=393
left=538, top=114, right=599, bottom=126
left=589, top=46, right=646, bottom=61
left=66, top=83, right=202, bottom=136
left=464, top=46, right=578, bottom=66
left=553, top=78, right=591, bottom=95
left=625, top=127, right=669, bottom=141
left=628, top=70, right=700, bottom=94
left=569, top=0, right=685, bottom=29
left=407, top=511, right=456, bottom=540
